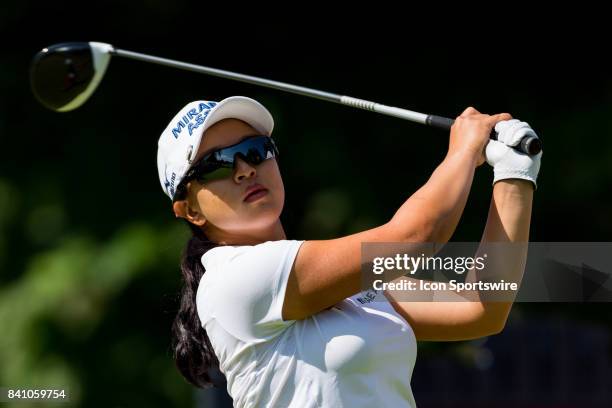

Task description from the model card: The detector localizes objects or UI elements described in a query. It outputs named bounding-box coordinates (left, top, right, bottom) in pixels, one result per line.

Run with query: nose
left=233, top=156, right=256, bottom=182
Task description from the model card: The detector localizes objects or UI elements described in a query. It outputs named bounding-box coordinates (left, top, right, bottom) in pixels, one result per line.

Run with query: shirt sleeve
left=197, top=239, right=305, bottom=343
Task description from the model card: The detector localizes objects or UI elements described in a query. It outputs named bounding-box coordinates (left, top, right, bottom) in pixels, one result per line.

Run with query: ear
left=172, top=198, right=207, bottom=227
left=172, top=199, right=187, bottom=219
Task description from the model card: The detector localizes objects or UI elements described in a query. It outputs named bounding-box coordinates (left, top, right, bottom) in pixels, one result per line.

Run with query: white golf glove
left=485, top=119, right=542, bottom=189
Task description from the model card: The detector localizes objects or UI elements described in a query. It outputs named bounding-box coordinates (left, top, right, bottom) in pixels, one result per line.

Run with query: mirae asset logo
left=172, top=102, right=218, bottom=138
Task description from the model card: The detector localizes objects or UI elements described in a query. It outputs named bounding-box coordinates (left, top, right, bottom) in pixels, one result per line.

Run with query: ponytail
left=171, top=222, right=222, bottom=388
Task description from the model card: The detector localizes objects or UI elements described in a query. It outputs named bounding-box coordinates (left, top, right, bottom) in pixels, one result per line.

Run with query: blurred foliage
left=1, top=1, right=611, bottom=407
left=0, top=221, right=191, bottom=407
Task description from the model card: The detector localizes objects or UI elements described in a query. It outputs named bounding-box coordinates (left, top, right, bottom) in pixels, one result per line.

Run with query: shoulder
left=196, top=240, right=306, bottom=338
left=200, top=240, right=305, bottom=281
left=202, top=239, right=304, bottom=264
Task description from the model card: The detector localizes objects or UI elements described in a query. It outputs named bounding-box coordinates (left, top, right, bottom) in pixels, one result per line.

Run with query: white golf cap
left=157, top=96, right=274, bottom=200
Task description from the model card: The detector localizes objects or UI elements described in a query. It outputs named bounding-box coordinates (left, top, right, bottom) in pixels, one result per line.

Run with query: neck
left=207, top=219, right=287, bottom=246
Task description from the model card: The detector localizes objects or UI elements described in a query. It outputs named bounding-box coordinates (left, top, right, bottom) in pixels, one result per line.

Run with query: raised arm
left=467, top=179, right=534, bottom=332
left=386, top=179, right=534, bottom=340
left=385, top=118, right=541, bottom=340
left=283, top=108, right=511, bottom=320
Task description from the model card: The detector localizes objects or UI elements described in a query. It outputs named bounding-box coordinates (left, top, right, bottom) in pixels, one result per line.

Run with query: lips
left=243, top=183, right=268, bottom=202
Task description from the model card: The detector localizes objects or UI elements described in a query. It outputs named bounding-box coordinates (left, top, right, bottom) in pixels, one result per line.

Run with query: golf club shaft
left=112, top=48, right=540, bottom=155
left=113, top=49, right=429, bottom=122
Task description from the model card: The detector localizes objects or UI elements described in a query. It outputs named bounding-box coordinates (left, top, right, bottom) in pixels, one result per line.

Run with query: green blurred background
left=1, top=2, right=611, bottom=407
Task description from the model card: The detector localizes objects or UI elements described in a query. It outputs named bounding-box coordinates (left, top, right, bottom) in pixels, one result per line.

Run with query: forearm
left=468, top=179, right=534, bottom=329
left=483, top=179, right=534, bottom=242
left=472, top=179, right=534, bottom=283
left=390, top=151, right=478, bottom=243
left=466, top=179, right=534, bottom=280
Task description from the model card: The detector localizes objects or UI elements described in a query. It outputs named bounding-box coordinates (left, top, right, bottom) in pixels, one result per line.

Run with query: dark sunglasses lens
left=194, top=136, right=277, bottom=183
left=216, top=136, right=274, bottom=163
left=196, top=166, right=233, bottom=182
left=241, top=146, right=265, bottom=164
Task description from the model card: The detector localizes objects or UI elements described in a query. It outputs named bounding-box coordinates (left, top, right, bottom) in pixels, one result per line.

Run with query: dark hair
left=171, top=220, right=222, bottom=388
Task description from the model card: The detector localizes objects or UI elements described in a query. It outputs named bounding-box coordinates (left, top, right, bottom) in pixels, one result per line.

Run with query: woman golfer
left=157, top=96, right=541, bottom=407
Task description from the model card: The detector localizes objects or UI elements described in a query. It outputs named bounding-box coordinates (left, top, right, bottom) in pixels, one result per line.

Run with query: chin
left=239, top=207, right=282, bottom=229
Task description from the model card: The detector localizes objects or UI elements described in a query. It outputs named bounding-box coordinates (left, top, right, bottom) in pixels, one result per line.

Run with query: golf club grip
left=426, top=115, right=542, bottom=156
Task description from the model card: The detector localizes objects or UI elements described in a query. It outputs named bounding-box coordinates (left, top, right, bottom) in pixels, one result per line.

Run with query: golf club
left=30, top=42, right=542, bottom=156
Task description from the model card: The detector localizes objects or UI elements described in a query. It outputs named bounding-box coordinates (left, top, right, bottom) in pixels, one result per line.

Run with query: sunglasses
left=176, top=135, right=279, bottom=195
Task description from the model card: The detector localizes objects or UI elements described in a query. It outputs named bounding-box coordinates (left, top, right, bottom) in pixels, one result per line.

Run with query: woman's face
left=175, top=118, right=285, bottom=241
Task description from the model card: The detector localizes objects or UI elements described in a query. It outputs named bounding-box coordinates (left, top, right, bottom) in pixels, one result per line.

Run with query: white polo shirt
left=196, top=239, right=417, bottom=407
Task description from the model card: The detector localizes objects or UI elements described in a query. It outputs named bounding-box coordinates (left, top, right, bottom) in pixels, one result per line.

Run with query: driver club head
left=30, top=42, right=114, bottom=112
